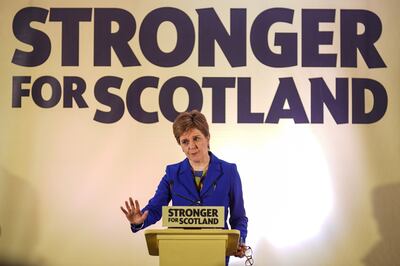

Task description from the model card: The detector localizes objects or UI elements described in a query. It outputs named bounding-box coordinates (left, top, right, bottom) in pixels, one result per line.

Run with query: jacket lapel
left=177, top=158, right=200, bottom=201
left=200, top=153, right=223, bottom=198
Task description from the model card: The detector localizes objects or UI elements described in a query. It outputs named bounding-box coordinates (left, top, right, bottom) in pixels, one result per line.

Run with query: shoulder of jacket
left=211, top=153, right=237, bottom=171
left=165, top=159, right=186, bottom=174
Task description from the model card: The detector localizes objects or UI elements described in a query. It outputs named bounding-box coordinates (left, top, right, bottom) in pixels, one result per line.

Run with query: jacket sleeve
left=131, top=173, right=171, bottom=233
left=228, top=164, right=248, bottom=242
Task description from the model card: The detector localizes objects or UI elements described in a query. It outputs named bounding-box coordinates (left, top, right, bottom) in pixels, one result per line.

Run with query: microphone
left=169, top=180, right=201, bottom=206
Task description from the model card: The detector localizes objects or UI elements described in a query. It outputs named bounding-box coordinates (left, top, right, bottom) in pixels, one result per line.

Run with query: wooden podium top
left=144, top=229, right=240, bottom=256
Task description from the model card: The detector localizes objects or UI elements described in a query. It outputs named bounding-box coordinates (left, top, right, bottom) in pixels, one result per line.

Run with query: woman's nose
left=188, top=141, right=196, bottom=149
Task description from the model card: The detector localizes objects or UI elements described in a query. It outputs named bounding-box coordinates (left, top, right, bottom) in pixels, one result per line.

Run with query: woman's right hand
left=120, top=197, right=149, bottom=225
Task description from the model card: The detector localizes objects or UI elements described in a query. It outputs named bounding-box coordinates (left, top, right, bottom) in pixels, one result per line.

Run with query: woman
left=121, top=110, right=248, bottom=260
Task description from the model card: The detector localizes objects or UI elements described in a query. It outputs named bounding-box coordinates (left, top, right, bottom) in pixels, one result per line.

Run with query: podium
left=145, top=229, right=240, bottom=266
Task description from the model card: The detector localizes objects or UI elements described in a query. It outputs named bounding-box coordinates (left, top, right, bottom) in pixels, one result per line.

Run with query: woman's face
left=179, top=128, right=210, bottom=164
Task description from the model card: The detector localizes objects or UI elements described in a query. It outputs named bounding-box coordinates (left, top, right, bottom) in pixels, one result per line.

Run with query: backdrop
left=1, top=0, right=399, bottom=265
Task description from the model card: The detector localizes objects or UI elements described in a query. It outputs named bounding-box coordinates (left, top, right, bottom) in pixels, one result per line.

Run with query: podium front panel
left=144, top=229, right=240, bottom=266
left=159, top=236, right=225, bottom=266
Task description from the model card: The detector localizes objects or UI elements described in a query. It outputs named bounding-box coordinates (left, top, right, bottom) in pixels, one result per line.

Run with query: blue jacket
left=131, top=152, right=248, bottom=242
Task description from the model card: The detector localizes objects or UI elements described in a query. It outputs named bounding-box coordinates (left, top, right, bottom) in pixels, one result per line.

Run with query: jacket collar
left=178, top=152, right=223, bottom=199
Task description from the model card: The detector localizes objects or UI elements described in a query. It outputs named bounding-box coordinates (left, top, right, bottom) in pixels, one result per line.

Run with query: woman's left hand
left=233, top=243, right=246, bottom=258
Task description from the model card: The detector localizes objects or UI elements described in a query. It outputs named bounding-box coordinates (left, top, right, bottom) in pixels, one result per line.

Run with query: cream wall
left=1, top=0, right=399, bottom=265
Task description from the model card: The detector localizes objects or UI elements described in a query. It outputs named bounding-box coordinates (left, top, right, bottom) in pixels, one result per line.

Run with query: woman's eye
left=181, top=140, right=188, bottom=145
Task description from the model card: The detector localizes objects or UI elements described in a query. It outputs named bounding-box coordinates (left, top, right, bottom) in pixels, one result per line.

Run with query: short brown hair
left=173, top=110, right=210, bottom=144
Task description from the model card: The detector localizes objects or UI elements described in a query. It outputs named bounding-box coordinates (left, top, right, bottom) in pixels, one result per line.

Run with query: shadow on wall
left=0, top=260, right=42, bottom=266
left=0, top=167, right=44, bottom=266
left=363, top=183, right=400, bottom=266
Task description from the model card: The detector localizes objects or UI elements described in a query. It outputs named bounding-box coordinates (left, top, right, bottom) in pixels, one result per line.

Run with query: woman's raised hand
left=120, top=197, right=149, bottom=225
